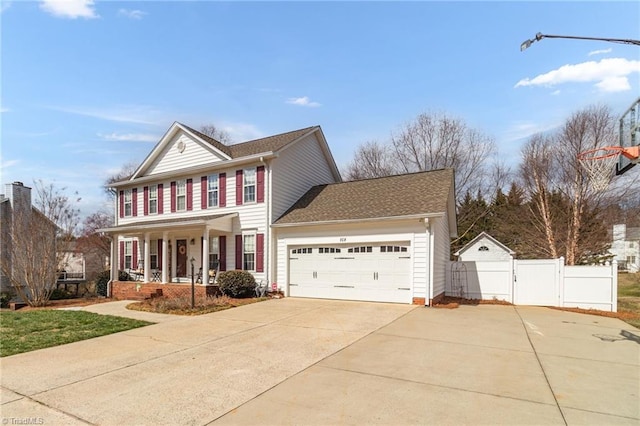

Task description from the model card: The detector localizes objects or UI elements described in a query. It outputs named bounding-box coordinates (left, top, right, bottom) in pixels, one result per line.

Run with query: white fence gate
left=446, top=258, right=618, bottom=312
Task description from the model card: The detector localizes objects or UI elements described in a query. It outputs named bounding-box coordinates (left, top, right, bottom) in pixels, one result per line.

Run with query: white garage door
left=289, top=243, right=411, bottom=303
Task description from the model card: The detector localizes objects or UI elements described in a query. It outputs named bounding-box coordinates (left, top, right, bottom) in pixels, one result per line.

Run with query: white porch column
left=162, top=232, right=169, bottom=284
left=143, top=233, right=151, bottom=282
left=110, top=236, right=119, bottom=297
left=202, top=229, right=209, bottom=285
left=171, top=237, right=177, bottom=282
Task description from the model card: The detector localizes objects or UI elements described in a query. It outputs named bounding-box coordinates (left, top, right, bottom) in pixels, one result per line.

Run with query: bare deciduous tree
left=344, top=141, right=399, bottom=180
left=200, top=124, right=232, bottom=144
left=519, top=104, right=620, bottom=264
left=76, top=210, right=113, bottom=280
left=1, top=181, right=80, bottom=306
left=104, top=161, right=137, bottom=200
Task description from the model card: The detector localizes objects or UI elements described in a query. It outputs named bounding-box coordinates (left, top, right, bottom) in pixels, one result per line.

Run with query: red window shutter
left=132, top=188, right=138, bottom=217
left=235, top=170, right=243, bottom=205
left=119, top=241, right=124, bottom=270
left=257, top=166, right=265, bottom=203
left=219, top=236, right=227, bottom=271
left=158, top=184, right=164, bottom=214
left=219, top=173, right=226, bottom=207
left=201, top=176, right=207, bottom=209
left=132, top=240, right=138, bottom=269
left=170, top=181, right=176, bottom=212
left=143, top=186, right=149, bottom=216
left=157, top=239, right=163, bottom=268
left=119, top=191, right=124, bottom=218
left=235, top=235, right=243, bottom=269
left=187, top=178, right=193, bottom=211
left=256, top=233, right=264, bottom=272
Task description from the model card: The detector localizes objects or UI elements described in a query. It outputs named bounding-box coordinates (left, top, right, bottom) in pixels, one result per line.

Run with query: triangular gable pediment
left=455, top=232, right=515, bottom=257
left=132, top=123, right=232, bottom=179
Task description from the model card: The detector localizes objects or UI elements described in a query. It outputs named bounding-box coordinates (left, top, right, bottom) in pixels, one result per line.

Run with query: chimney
left=5, top=182, right=32, bottom=217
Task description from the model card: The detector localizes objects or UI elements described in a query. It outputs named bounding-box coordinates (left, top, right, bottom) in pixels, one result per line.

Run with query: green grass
left=0, top=310, right=152, bottom=357
left=618, top=273, right=640, bottom=329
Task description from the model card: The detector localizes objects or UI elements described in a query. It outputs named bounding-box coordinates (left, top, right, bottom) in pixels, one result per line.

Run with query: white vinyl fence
left=447, top=257, right=618, bottom=312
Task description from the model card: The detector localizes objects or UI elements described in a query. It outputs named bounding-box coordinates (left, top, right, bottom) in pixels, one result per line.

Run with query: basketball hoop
left=578, top=146, right=640, bottom=192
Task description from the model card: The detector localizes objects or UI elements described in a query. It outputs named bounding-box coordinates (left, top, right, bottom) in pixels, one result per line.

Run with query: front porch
left=112, top=281, right=221, bottom=301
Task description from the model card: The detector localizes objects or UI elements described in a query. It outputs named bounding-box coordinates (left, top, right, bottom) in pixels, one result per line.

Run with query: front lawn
left=618, top=272, right=640, bottom=329
left=0, top=310, right=152, bottom=357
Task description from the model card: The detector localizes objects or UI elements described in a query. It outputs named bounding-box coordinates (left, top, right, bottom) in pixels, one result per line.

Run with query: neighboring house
left=0, top=182, right=57, bottom=295
left=58, top=242, right=87, bottom=280
left=101, top=122, right=457, bottom=305
left=610, top=224, right=640, bottom=272
left=454, top=232, right=515, bottom=262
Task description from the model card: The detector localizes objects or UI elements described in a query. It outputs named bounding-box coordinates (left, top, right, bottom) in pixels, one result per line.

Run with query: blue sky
left=1, top=1, right=639, bottom=217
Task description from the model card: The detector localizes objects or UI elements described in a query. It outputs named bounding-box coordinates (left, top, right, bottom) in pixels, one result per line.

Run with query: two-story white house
left=101, top=122, right=456, bottom=305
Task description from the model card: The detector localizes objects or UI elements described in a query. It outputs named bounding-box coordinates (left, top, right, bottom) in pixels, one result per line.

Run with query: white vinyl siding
left=431, top=216, right=450, bottom=300
left=146, top=133, right=227, bottom=176
left=271, top=133, right=338, bottom=222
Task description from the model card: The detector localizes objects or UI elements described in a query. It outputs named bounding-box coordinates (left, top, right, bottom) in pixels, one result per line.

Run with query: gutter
left=271, top=212, right=446, bottom=228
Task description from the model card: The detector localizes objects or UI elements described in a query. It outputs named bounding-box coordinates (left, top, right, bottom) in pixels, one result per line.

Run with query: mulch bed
left=10, top=298, right=113, bottom=311
left=434, top=296, right=639, bottom=322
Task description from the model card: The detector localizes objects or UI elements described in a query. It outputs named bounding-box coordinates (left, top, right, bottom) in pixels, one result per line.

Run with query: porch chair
left=196, top=268, right=203, bottom=284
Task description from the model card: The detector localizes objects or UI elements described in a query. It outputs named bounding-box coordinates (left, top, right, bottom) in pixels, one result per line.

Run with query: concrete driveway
left=1, top=300, right=638, bottom=425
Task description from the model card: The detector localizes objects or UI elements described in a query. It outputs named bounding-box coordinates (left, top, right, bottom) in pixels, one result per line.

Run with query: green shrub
left=95, top=270, right=131, bottom=297
left=0, top=292, right=12, bottom=308
left=217, top=270, right=256, bottom=298
left=50, top=288, right=75, bottom=300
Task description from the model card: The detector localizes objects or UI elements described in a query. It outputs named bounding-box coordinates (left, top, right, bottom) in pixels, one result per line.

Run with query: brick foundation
left=111, top=281, right=221, bottom=301
left=412, top=297, right=426, bottom=305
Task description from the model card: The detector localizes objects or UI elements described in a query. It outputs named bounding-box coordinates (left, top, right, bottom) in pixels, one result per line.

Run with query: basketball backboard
left=616, top=97, right=639, bottom=176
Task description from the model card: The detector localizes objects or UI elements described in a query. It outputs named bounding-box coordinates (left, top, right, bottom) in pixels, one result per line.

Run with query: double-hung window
left=150, top=240, right=158, bottom=269
left=209, top=237, right=219, bottom=270
left=243, top=168, right=256, bottom=203
left=176, top=179, right=187, bottom=211
left=124, top=189, right=132, bottom=217
left=243, top=234, right=255, bottom=271
left=124, top=241, right=132, bottom=269
left=149, top=185, right=158, bottom=214
left=208, top=174, right=219, bottom=207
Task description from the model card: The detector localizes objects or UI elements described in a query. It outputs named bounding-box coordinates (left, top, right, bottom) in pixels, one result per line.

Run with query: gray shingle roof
left=274, top=169, right=454, bottom=225
left=182, top=124, right=318, bottom=159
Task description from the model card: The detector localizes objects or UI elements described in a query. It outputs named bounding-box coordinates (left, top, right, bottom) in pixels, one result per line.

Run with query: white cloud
left=0, top=107, right=9, bottom=113
left=515, top=58, right=640, bottom=93
left=49, top=104, right=163, bottom=125
left=286, top=96, right=321, bottom=107
left=0, top=159, right=20, bottom=170
left=551, top=90, right=561, bottom=96
left=40, top=0, right=99, bottom=19
left=502, top=120, right=560, bottom=143
left=118, top=9, right=146, bottom=20
left=219, top=122, right=263, bottom=142
left=588, top=48, right=612, bottom=56
left=1, top=1, right=12, bottom=13
left=98, top=132, right=158, bottom=142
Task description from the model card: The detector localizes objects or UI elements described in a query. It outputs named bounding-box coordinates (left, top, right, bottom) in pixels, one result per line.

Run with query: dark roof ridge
left=229, top=125, right=318, bottom=147
left=327, top=168, right=454, bottom=186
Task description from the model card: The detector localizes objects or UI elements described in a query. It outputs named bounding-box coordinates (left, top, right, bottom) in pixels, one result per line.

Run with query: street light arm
left=521, top=32, right=640, bottom=51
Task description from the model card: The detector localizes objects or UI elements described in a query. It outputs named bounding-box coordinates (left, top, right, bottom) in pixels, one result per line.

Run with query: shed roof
left=454, top=231, right=515, bottom=257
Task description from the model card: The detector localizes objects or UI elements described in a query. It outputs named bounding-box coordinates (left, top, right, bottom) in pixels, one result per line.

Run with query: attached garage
left=272, top=169, right=457, bottom=305
left=288, top=243, right=412, bottom=303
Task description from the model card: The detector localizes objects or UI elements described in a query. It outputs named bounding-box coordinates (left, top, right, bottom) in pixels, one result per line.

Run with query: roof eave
left=272, top=212, right=445, bottom=228
left=108, top=152, right=278, bottom=188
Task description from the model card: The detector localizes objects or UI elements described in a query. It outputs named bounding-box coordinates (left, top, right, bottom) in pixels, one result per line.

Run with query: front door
left=177, top=239, right=187, bottom=277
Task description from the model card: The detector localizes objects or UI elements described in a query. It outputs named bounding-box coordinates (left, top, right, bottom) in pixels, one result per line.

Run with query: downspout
left=426, top=217, right=435, bottom=306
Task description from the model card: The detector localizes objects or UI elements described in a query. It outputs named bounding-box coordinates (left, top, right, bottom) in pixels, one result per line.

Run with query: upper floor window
left=124, top=189, right=133, bottom=217
left=243, top=168, right=256, bottom=203
left=149, top=185, right=158, bottom=214
left=176, top=179, right=187, bottom=211
left=243, top=234, right=256, bottom=271
left=208, top=174, right=219, bottom=207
